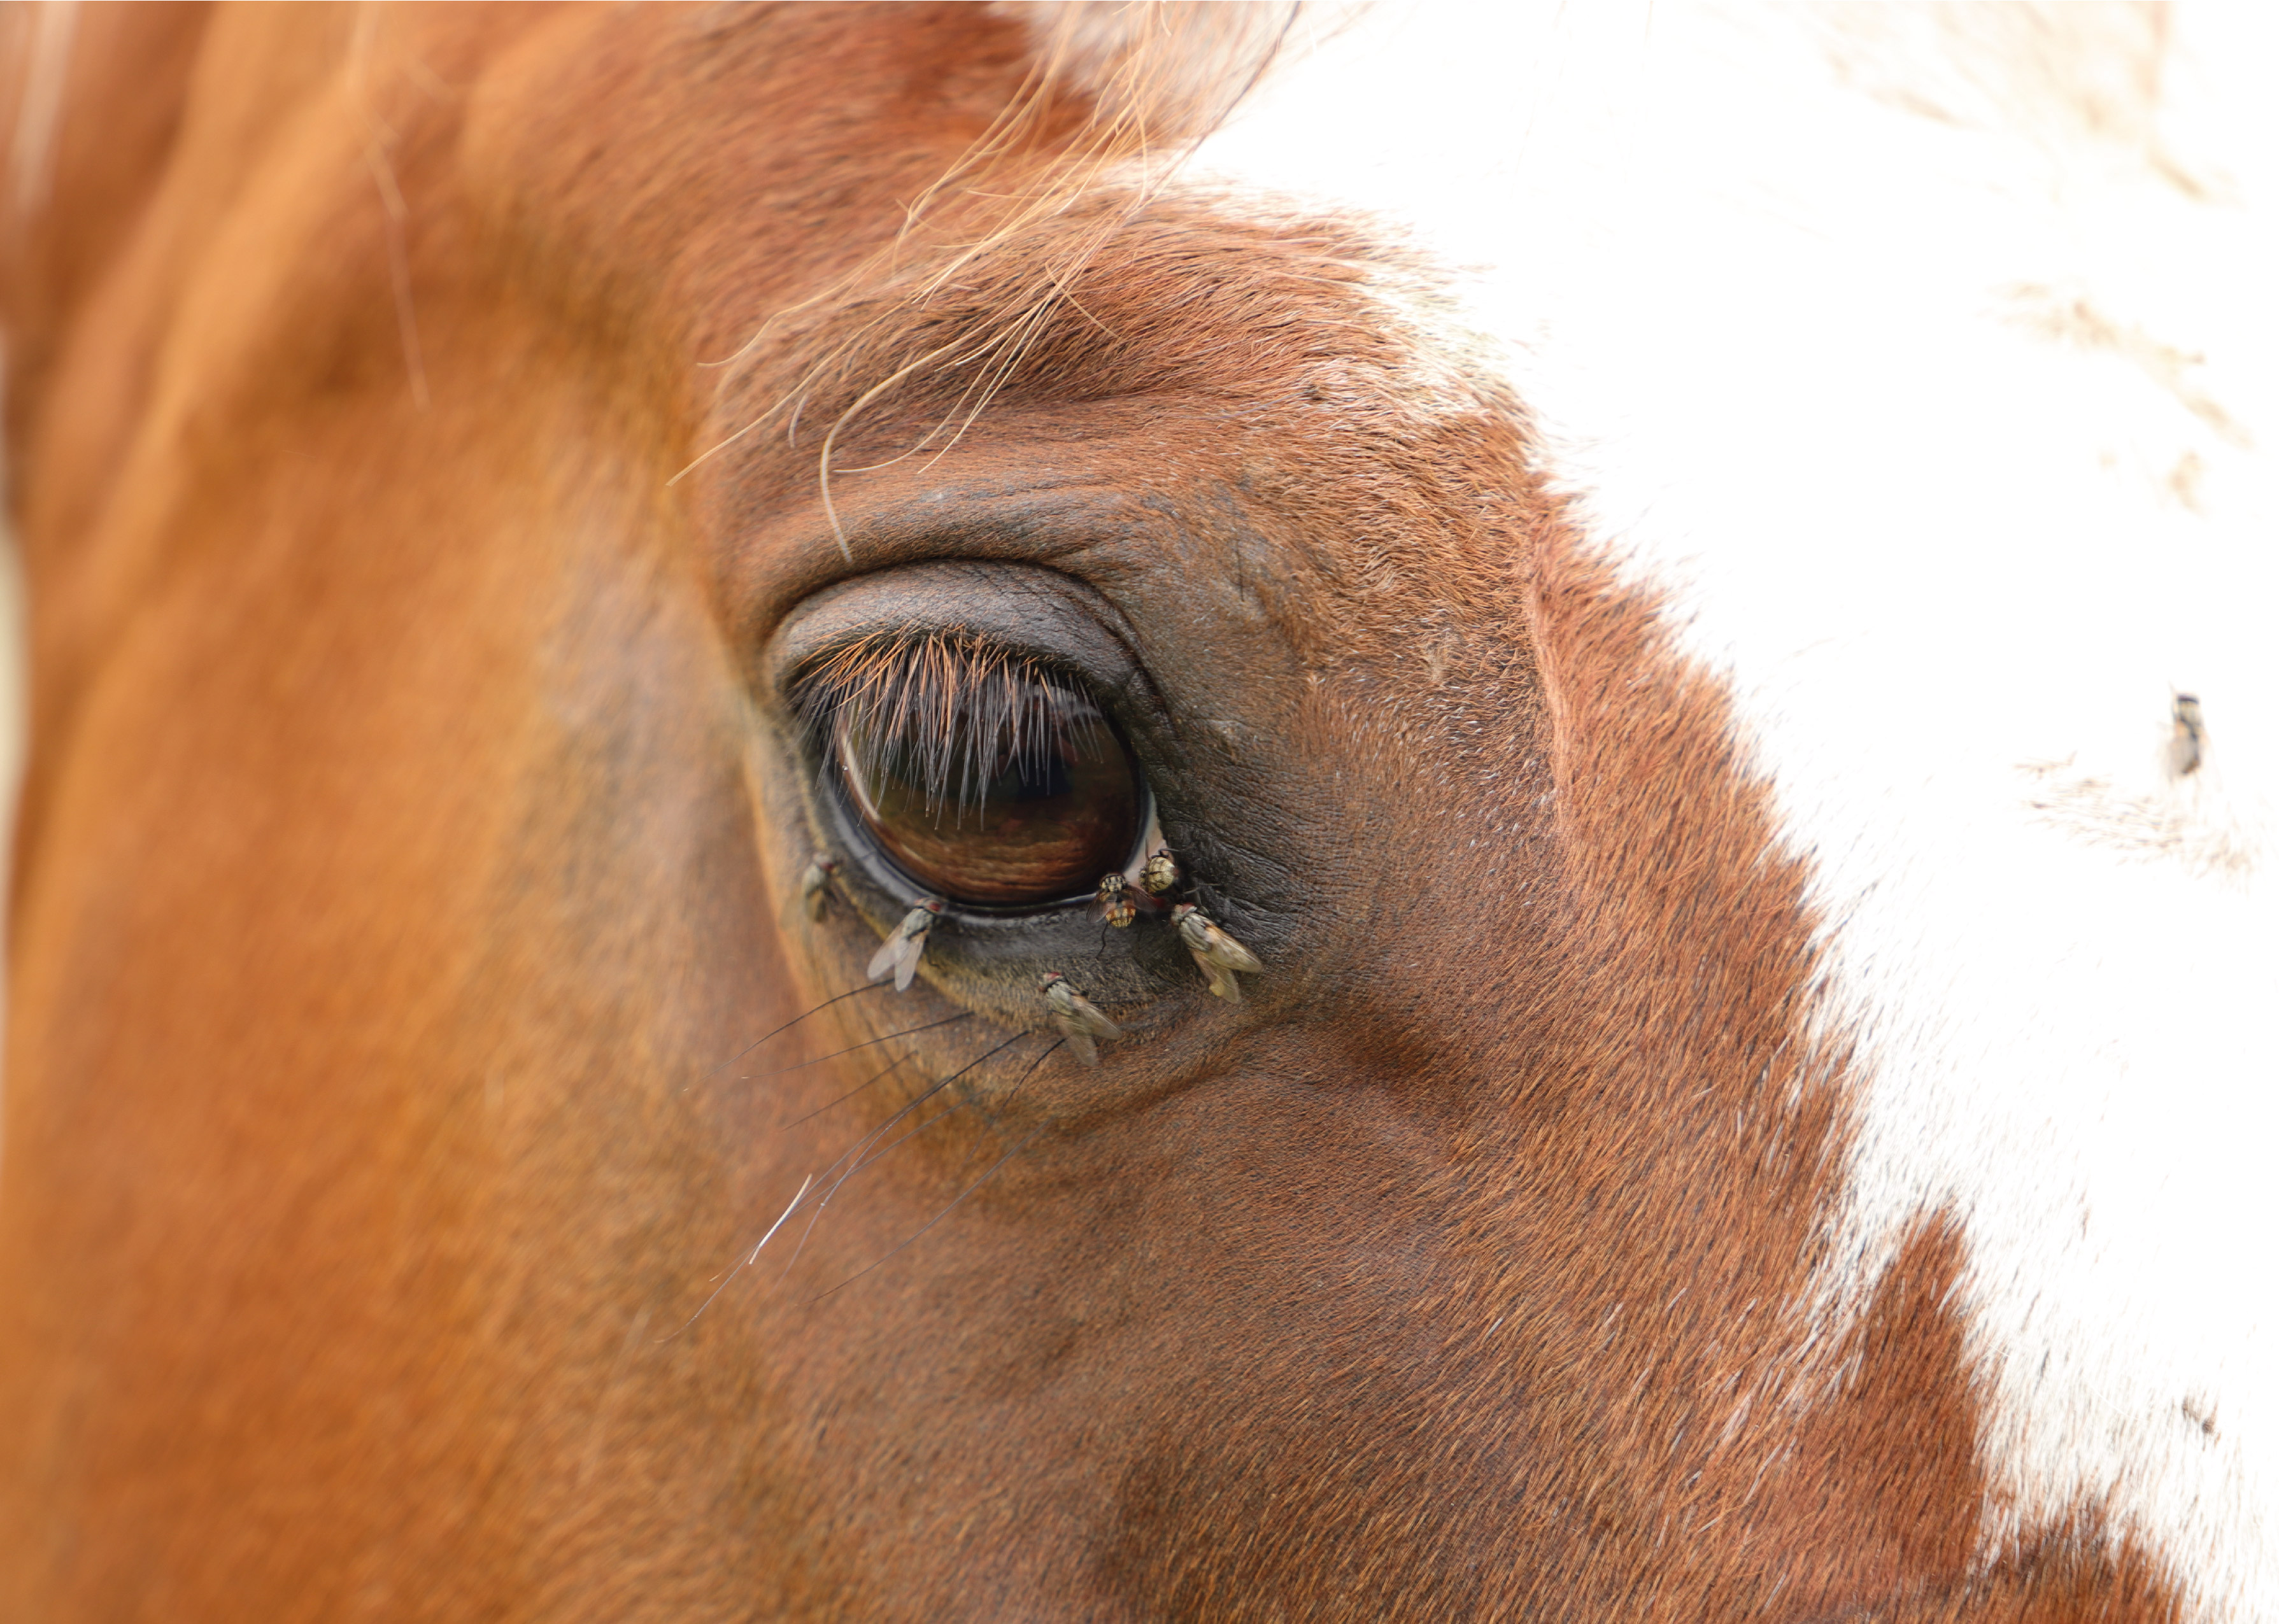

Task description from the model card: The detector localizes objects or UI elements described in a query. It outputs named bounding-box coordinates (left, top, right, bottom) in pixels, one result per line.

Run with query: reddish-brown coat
left=0, top=6, right=2188, bottom=1620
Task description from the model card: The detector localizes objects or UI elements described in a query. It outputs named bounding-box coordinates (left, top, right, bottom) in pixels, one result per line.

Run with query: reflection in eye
left=796, top=635, right=1144, bottom=906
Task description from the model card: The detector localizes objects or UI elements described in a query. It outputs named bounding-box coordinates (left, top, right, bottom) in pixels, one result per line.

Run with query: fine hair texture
left=690, top=3, right=1303, bottom=547
left=795, top=633, right=1105, bottom=824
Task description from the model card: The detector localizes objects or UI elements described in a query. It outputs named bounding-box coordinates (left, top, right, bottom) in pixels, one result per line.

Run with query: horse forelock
left=693, top=4, right=1291, bottom=410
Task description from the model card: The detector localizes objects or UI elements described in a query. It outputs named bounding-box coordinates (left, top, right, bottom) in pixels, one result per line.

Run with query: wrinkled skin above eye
left=835, top=696, right=1144, bottom=905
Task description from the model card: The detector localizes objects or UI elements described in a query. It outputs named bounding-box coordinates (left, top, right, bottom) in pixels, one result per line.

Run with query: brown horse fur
left=0, top=5, right=2190, bottom=1620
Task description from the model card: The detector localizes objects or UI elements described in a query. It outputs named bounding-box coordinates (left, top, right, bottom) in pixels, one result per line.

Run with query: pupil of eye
left=837, top=687, right=1142, bottom=906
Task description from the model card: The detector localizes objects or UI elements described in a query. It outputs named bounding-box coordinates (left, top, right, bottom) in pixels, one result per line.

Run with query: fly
left=1141, top=847, right=1178, bottom=896
left=867, top=898, right=944, bottom=991
left=1040, top=971, right=1121, bottom=1066
left=800, top=858, right=839, bottom=922
left=1094, top=872, right=1139, bottom=929
left=2166, top=691, right=2207, bottom=779
left=1171, top=903, right=1261, bottom=1004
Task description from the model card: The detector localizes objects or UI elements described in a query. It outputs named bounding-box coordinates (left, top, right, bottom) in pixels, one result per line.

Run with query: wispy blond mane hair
left=686, top=2, right=1302, bottom=554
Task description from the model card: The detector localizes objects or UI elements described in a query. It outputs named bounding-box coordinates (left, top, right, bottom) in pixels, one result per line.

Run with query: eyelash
left=788, top=627, right=1266, bottom=1013
left=792, top=633, right=1103, bottom=823
left=792, top=631, right=1151, bottom=913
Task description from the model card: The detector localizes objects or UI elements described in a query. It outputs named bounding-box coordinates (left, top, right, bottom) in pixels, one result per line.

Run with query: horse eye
left=814, top=644, right=1146, bottom=908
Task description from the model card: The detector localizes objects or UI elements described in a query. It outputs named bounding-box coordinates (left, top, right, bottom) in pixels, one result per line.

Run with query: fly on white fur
left=1040, top=971, right=1121, bottom=1065
left=2165, top=692, right=2206, bottom=780
left=867, top=898, right=944, bottom=991
left=1171, top=903, right=1261, bottom=1003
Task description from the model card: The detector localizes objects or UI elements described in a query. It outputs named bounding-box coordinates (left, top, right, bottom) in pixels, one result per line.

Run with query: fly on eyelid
left=1040, top=971, right=1121, bottom=1066
left=1093, top=872, right=1165, bottom=928
left=800, top=858, right=838, bottom=922
left=867, top=898, right=944, bottom=991
left=1171, top=903, right=1261, bottom=1004
left=1094, top=873, right=1137, bottom=928
left=1141, top=848, right=1179, bottom=896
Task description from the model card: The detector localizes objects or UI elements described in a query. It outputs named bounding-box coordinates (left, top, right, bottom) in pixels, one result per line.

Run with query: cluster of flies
left=799, top=847, right=1262, bottom=1066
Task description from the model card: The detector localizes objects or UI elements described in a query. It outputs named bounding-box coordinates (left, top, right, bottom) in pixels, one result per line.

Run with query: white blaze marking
left=1188, top=3, right=2279, bottom=1614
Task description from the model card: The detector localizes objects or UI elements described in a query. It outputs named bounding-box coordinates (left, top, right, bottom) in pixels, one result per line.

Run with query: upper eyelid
left=792, top=634, right=1112, bottom=798
left=763, top=562, right=1153, bottom=715
left=787, top=633, right=1107, bottom=734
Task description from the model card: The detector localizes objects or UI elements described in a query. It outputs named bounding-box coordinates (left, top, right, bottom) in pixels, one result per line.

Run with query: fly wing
left=867, top=924, right=928, bottom=989
left=1202, top=924, right=1261, bottom=975
left=1064, top=1029, right=1100, bottom=1067
left=1066, top=1001, right=1121, bottom=1041
left=869, top=905, right=939, bottom=989
left=1182, top=914, right=1261, bottom=976
left=1192, top=949, right=1244, bottom=1005
left=891, top=931, right=927, bottom=991
left=784, top=862, right=834, bottom=930
left=866, top=932, right=910, bottom=985
left=1047, top=982, right=1123, bottom=1045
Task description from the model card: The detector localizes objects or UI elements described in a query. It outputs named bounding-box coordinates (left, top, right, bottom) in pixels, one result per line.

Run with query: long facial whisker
left=840, top=1026, right=1054, bottom=1178
left=768, top=1187, right=839, bottom=1292
left=738, top=1042, right=958, bottom=1285
left=816, top=1031, right=1032, bottom=1206
left=943, top=1037, right=1064, bottom=1186
left=739, top=1012, right=972, bottom=1082
left=683, top=982, right=893, bottom=1092
left=768, top=1031, right=1021, bottom=1289
left=997, top=1036, right=1063, bottom=1109
left=808, top=1121, right=1055, bottom=1304
left=658, top=1173, right=816, bottom=1341
left=788, top=1050, right=915, bottom=1127
left=769, top=1105, right=932, bottom=1290
left=847, top=1094, right=976, bottom=1180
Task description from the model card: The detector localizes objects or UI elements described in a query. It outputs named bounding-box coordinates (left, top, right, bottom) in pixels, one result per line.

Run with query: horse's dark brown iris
left=837, top=701, right=1140, bottom=903
left=804, top=636, right=1144, bottom=907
